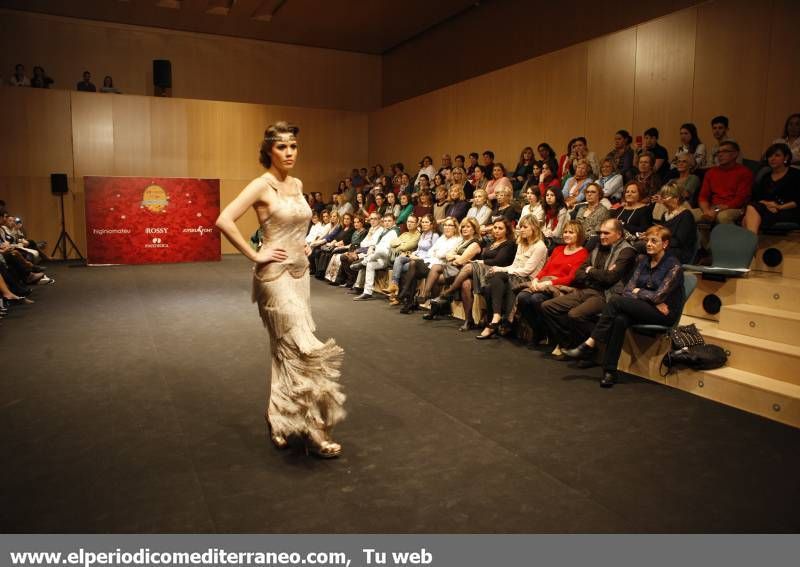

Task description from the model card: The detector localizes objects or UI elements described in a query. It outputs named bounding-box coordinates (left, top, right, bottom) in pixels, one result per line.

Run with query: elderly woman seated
left=657, top=182, right=698, bottom=263
left=421, top=217, right=482, bottom=320
left=563, top=225, right=684, bottom=388
left=466, top=188, right=493, bottom=227
left=515, top=220, right=589, bottom=344
left=431, top=218, right=517, bottom=330
left=398, top=216, right=462, bottom=313
left=474, top=215, right=548, bottom=339
left=572, top=182, right=610, bottom=250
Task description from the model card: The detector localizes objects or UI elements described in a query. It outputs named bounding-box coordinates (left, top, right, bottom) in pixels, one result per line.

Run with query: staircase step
left=751, top=236, right=800, bottom=274
left=685, top=316, right=800, bottom=387
left=784, top=255, right=800, bottom=280
left=718, top=304, right=800, bottom=343
left=664, top=367, right=800, bottom=428
left=735, top=273, right=800, bottom=312
left=682, top=276, right=739, bottom=322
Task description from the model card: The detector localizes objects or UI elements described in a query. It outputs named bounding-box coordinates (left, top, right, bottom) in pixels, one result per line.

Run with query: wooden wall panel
left=539, top=45, right=589, bottom=160
left=111, top=95, right=152, bottom=176
left=633, top=8, right=697, bottom=154
left=0, top=9, right=381, bottom=112
left=150, top=98, right=189, bottom=178
left=0, top=88, right=72, bottom=177
left=586, top=28, right=637, bottom=155
left=761, top=0, right=800, bottom=149
left=693, top=0, right=772, bottom=159
left=71, top=92, right=114, bottom=178
left=0, top=177, right=64, bottom=250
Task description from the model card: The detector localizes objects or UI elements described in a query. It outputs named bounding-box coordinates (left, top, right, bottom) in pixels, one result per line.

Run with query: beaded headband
left=265, top=134, right=297, bottom=143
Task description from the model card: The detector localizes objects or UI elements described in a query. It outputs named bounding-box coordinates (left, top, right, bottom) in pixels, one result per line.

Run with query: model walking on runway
left=216, top=122, right=346, bottom=458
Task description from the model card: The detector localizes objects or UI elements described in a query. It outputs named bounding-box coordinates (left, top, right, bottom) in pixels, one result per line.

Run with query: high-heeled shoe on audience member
left=421, top=218, right=481, bottom=319
left=398, top=216, right=461, bottom=313
left=324, top=215, right=368, bottom=283
left=386, top=215, right=438, bottom=304
left=563, top=225, right=684, bottom=388
left=516, top=220, right=588, bottom=343
left=476, top=215, right=548, bottom=339
left=435, top=218, right=517, bottom=329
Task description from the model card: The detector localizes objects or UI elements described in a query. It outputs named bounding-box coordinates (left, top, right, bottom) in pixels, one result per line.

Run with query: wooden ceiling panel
left=0, top=0, right=482, bottom=54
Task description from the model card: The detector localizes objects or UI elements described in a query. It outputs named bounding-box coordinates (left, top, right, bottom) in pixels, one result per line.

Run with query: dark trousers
left=540, top=288, right=606, bottom=348
left=399, top=259, right=429, bottom=300
left=335, top=254, right=358, bottom=285
left=516, top=290, right=551, bottom=338
left=592, top=295, right=676, bottom=371
left=484, top=272, right=515, bottom=319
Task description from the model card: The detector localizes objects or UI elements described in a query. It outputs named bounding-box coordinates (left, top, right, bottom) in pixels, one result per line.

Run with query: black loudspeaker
left=153, top=59, right=172, bottom=88
left=50, top=173, right=68, bottom=195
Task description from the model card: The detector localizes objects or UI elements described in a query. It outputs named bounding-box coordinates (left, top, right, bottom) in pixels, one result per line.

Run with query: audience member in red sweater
left=694, top=140, right=753, bottom=225
left=515, top=220, right=589, bottom=342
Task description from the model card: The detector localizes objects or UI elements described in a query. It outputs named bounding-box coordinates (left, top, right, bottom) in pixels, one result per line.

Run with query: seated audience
left=8, top=64, right=29, bottom=87
left=563, top=137, right=601, bottom=178
left=595, top=158, right=624, bottom=207
left=422, top=218, right=482, bottom=319
left=349, top=213, right=400, bottom=299
left=305, top=210, right=328, bottom=244
left=471, top=165, right=489, bottom=196
left=76, top=71, right=96, bottom=92
left=324, top=215, right=369, bottom=283
left=475, top=216, right=547, bottom=339
left=562, top=159, right=593, bottom=209
left=413, top=190, right=433, bottom=219
left=100, top=75, right=121, bottom=94
left=614, top=182, right=654, bottom=243
left=414, top=156, right=437, bottom=190
left=709, top=115, right=742, bottom=167
left=635, top=127, right=670, bottom=178
left=485, top=163, right=513, bottom=202
left=773, top=113, right=800, bottom=169
left=386, top=215, right=438, bottom=305
left=605, top=130, right=635, bottom=179
left=694, top=140, right=753, bottom=226
left=385, top=191, right=400, bottom=218
left=658, top=183, right=698, bottom=263
left=572, top=183, right=610, bottom=249
left=335, top=213, right=383, bottom=287
left=538, top=162, right=561, bottom=197
left=31, top=66, right=54, bottom=89
left=537, top=143, right=559, bottom=179
left=564, top=225, right=684, bottom=388
left=313, top=213, right=354, bottom=278
left=487, top=186, right=519, bottom=232
left=354, top=192, right=369, bottom=218
left=520, top=185, right=545, bottom=225
left=336, top=192, right=354, bottom=217
left=398, top=216, right=462, bottom=313
left=516, top=221, right=589, bottom=343
left=444, top=184, right=469, bottom=221
left=742, top=142, right=800, bottom=234
left=541, top=187, right=570, bottom=245
left=434, top=219, right=517, bottom=329
left=432, top=185, right=449, bottom=223
left=511, top=146, right=535, bottom=195
left=466, top=188, right=493, bottom=227
left=396, top=193, right=414, bottom=230
left=481, top=151, right=496, bottom=178
left=540, top=219, right=637, bottom=359
left=632, top=152, right=662, bottom=198
left=671, top=123, right=706, bottom=172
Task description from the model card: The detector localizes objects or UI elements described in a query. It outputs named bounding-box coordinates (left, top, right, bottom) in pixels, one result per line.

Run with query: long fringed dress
left=252, top=187, right=346, bottom=438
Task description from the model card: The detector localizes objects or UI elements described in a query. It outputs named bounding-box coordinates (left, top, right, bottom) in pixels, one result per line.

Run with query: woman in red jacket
left=515, top=220, right=588, bottom=343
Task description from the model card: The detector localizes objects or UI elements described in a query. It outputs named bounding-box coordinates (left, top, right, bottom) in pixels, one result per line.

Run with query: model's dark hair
left=259, top=121, right=300, bottom=169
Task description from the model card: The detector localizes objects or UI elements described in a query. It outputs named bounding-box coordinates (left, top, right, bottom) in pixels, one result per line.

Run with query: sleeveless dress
left=252, top=183, right=346, bottom=439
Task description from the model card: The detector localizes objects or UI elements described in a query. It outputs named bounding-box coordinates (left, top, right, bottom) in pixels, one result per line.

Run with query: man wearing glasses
left=540, top=219, right=637, bottom=361
left=694, top=140, right=753, bottom=227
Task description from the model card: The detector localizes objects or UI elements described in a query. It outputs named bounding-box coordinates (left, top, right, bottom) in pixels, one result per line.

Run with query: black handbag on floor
left=668, top=323, right=705, bottom=349
left=661, top=344, right=728, bottom=375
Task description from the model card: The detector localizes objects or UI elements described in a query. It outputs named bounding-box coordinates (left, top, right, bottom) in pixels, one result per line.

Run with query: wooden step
left=664, top=367, right=800, bottom=428
left=682, top=276, right=739, bottom=322
left=718, top=304, right=800, bottom=343
left=784, top=255, right=800, bottom=280
left=685, top=316, right=800, bottom=387
left=751, top=235, right=800, bottom=274
left=735, top=272, right=800, bottom=312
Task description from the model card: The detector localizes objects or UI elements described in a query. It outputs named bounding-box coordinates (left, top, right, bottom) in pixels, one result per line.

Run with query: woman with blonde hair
left=445, top=183, right=469, bottom=221
left=476, top=215, right=548, bottom=339
left=466, top=188, right=492, bottom=226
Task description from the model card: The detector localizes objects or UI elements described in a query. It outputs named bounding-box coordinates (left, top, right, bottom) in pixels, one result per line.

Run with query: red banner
left=84, top=176, right=221, bottom=265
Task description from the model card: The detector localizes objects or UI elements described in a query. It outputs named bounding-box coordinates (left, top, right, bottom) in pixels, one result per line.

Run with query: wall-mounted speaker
left=50, top=173, right=68, bottom=195
left=153, top=59, right=172, bottom=89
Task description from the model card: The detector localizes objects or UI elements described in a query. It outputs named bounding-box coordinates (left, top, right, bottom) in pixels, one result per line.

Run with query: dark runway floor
left=2, top=257, right=799, bottom=533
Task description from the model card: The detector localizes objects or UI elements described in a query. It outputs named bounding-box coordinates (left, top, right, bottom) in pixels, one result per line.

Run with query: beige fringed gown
left=252, top=188, right=346, bottom=439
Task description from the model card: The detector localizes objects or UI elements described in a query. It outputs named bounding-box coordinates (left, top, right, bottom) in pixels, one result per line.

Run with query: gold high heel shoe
left=305, top=428, right=342, bottom=459
left=266, top=420, right=288, bottom=450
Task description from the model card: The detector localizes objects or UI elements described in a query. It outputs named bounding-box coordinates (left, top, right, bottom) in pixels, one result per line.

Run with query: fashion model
left=216, top=122, right=346, bottom=458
